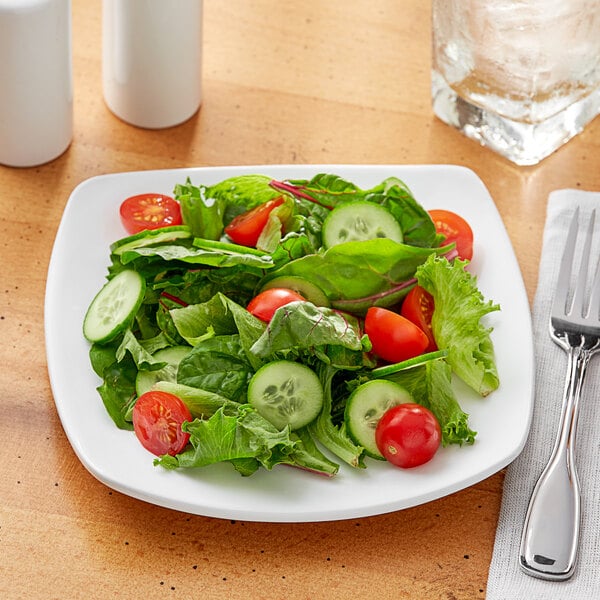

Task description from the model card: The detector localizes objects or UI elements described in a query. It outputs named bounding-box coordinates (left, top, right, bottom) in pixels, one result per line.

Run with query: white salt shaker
left=102, top=0, right=203, bottom=129
left=0, top=0, right=73, bottom=167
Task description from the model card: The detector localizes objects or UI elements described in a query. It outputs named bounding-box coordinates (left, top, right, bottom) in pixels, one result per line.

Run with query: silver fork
left=519, top=207, right=600, bottom=580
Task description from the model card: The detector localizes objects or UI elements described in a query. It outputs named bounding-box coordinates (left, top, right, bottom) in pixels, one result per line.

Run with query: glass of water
left=431, top=0, right=600, bottom=165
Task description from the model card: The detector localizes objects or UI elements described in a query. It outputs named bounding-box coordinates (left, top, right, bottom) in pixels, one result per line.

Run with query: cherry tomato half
left=401, top=285, right=437, bottom=352
left=375, top=403, right=441, bottom=468
left=428, top=209, right=474, bottom=261
left=247, top=287, right=306, bottom=322
left=132, top=391, right=192, bottom=456
left=364, top=307, right=429, bottom=363
left=224, top=196, right=286, bottom=247
left=120, top=193, right=182, bottom=235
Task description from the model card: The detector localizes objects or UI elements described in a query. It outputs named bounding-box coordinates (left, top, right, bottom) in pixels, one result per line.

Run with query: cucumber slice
left=247, top=360, right=324, bottom=431
left=111, top=225, right=191, bottom=256
left=83, top=269, right=146, bottom=344
left=322, top=201, right=403, bottom=248
left=345, top=380, right=413, bottom=459
left=135, top=345, right=192, bottom=396
left=259, top=276, right=330, bottom=307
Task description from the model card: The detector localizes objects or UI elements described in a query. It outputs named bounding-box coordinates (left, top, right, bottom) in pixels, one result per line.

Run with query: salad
left=83, top=173, right=500, bottom=478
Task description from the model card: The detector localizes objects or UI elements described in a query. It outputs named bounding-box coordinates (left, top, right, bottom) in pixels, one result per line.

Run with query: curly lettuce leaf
left=156, top=404, right=296, bottom=472
left=380, top=359, right=476, bottom=446
left=416, top=255, right=500, bottom=396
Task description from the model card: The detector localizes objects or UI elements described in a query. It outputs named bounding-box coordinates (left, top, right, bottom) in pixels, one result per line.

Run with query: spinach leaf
left=89, top=340, right=120, bottom=378
left=250, top=301, right=365, bottom=359
left=90, top=340, right=137, bottom=430
left=271, top=174, right=439, bottom=247
left=272, top=173, right=366, bottom=209
left=95, top=353, right=137, bottom=431
left=171, top=292, right=266, bottom=369
left=267, top=238, right=446, bottom=314
left=119, top=241, right=274, bottom=269
left=177, top=334, right=253, bottom=403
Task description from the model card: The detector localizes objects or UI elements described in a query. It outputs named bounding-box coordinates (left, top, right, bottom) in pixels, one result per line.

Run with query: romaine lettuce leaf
left=206, top=174, right=283, bottom=225
left=174, top=179, right=224, bottom=240
left=308, top=363, right=366, bottom=468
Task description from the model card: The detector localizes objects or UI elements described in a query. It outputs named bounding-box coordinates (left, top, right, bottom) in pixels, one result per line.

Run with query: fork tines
left=552, top=207, right=600, bottom=329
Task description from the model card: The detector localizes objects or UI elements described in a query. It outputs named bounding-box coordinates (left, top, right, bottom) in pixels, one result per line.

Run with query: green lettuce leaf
left=308, top=363, right=366, bottom=468
left=156, top=404, right=297, bottom=472
left=380, top=359, right=476, bottom=446
left=206, top=174, right=283, bottom=225
left=174, top=179, right=225, bottom=240
left=170, top=292, right=266, bottom=369
left=416, top=255, right=500, bottom=396
left=288, top=427, right=340, bottom=476
left=153, top=381, right=239, bottom=418
left=115, top=329, right=167, bottom=371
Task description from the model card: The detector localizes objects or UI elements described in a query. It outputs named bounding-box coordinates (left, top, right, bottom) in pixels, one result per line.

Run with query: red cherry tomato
left=375, top=403, right=442, bottom=468
left=428, top=209, right=474, bottom=261
left=120, top=193, right=182, bottom=235
left=247, top=288, right=305, bottom=322
left=364, top=307, right=429, bottom=363
left=401, top=285, right=437, bottom=352
left=132, top=391, right=192, bottom=456
left=224, top=196, right=286, bottom=247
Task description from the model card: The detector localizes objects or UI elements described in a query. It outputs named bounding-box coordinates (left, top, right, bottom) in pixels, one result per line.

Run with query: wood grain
left=2, top=1, right=600, bottom=598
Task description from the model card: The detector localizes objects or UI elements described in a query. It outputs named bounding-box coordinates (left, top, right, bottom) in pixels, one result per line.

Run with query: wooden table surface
left=3, top=2, right=600, bottom=598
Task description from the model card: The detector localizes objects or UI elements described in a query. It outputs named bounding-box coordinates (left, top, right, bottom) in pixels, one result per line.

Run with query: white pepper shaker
left=102, top=0, right=203, bottom=129
left=0, top=0, right=73, bottom=167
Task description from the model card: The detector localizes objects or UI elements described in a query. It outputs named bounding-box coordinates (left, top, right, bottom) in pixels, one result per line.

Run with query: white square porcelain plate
left=45, top=164, right=534, bottom=522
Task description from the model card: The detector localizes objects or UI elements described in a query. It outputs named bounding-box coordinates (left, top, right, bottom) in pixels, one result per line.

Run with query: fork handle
left=519, top=343, right=590, bottom=580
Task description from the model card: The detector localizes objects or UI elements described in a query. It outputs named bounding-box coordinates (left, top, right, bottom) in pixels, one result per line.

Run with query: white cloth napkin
left=486, top=190, right=600, bottom=599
